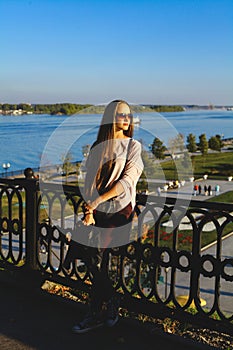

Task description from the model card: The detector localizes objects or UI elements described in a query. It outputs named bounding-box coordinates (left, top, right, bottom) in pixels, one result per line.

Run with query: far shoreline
left=1, top=102, right=233, bottom=116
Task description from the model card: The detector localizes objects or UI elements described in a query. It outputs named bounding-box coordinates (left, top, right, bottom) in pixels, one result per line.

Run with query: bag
left=63, top=221, right=100, bottom=268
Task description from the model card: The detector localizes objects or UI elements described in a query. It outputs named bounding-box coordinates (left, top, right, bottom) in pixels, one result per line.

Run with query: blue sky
left=1, top=0, right=233, bottom=105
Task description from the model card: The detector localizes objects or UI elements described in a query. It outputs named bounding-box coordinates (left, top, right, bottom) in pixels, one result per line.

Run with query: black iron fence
left=0, top=176, right=233, bottom=334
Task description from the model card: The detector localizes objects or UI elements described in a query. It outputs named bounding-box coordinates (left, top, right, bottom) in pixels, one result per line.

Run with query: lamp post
left=2, top=162, right=11, bottom=177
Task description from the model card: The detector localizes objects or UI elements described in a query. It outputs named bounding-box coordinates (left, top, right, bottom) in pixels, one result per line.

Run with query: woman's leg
left=72, top=248, right=105, bottom=333
left=89, top=247, right=120, bottom=327
left=73, top=204, right=134, bottom=332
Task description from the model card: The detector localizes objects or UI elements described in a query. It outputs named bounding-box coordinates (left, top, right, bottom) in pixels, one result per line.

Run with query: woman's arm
left=85, top=182, right=124, bottom=211
left=85, top=141, right=143, bottom=211
left=82, top=183, right=124, bottom=226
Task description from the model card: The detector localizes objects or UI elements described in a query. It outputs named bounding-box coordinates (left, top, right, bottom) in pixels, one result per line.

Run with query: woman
left=72, top=99, right=144, bottom=333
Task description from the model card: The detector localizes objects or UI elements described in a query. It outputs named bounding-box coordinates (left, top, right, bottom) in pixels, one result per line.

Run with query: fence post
left=24, top=169, right=39, bottom=271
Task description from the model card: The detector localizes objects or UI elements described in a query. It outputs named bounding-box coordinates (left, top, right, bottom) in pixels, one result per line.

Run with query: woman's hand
left=86, top=197, right=102, bottom=211
left=82, top=213, right=95, bottom=226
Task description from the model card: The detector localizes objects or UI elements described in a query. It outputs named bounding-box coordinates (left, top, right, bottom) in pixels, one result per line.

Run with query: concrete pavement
left=0, top=279, right=215, bottom=350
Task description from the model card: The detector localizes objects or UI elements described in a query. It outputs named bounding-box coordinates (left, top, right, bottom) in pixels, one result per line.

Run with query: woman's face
left=115, top=103, right=132, bottom=132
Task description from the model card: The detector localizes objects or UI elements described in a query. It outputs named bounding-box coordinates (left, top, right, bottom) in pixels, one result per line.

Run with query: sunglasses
left=116, top=113, right=133, bottom=119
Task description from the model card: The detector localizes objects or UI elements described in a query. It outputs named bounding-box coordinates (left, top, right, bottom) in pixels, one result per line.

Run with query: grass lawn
left=190, top=151, right=233, bottom=179
left=160, top=151, right=233, bottom=181
left=207, top=190, right=233, bottom=204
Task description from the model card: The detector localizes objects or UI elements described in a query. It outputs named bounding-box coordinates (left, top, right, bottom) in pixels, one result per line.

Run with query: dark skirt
left=93, top=202, right=133, bottom=247
left=63, top=202, right=134, bottom=267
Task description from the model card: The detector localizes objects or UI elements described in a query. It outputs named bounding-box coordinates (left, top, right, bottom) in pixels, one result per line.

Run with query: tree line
left=186, top=133, right=223, bottom=154
left=0, top=103, right=185, bottom=115
left=151, top=133, right=224, bottom=159
left=145, top=105, right=184, bottom=112
left=0, top=103, right=92, bottom=115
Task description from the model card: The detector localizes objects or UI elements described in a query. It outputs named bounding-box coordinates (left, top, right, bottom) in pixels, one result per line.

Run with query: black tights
left=85, top=248, right=115, bottom=309
left=87, top=205, right=133, bottom=309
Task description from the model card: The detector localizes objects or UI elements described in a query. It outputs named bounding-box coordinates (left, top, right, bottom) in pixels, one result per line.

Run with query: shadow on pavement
left=0, top=281, right=213, bottom=350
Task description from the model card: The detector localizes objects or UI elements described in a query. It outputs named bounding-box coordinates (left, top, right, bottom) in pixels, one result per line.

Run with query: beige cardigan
left=84, top=138, right=144, bottom=212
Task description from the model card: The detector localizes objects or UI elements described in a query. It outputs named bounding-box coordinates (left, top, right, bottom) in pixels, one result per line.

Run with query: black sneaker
left=72, top=312, right=104, bottom=334
left=105, top=296, right=120, bottom=328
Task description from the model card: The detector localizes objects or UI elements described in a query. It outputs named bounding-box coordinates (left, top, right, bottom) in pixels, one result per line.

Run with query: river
left=0, top=109, right=232, bottom=173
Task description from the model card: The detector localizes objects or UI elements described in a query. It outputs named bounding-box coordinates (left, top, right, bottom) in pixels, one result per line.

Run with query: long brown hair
left=87, top=100, right=134, bottom=197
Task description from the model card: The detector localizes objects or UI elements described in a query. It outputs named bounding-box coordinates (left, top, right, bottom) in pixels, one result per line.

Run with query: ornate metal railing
left=0, top=176, right=233, bottom=334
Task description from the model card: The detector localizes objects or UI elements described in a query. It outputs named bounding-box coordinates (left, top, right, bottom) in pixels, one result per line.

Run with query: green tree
left=17, top=103, right=33, bottom=112
left=139, top=148, right=165, bottom=191
left=199, top=134, right=208, bottom=155
left=151, top=137, right=166, bottom=159
left=216, top=134, right=224, bottom=149
left=11, top=104, right=17, bottom=110
left=209, top=136, right=221, bottom=152
left=76, top=162, right=81, bottom=177
left=2, top=104, right=11, bottom=111
left=181, top=152, right=193, bottom=178
left=186, top=133, right=197, bottom=153
left=148, top=105, right=184, bottom=112
left=168, top=133, right=185, bottom=158
left=141, top=149, right=158, bottom=178
left=61, top=152, right=74, bottom=183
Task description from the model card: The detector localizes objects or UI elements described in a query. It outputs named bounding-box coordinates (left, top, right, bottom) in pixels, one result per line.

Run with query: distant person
left=193, top=184, right=198, bottom=196
left=215, top=184, right=220, bottom=195
left=157, top=187, right=161, bottom=196
left=204, top=184, right=208, bottom=196
left=208, top=185, right=212, bottom=196
left=24, top=167, right=35, bottom=179
left=198, top=184, right=202, bottom=195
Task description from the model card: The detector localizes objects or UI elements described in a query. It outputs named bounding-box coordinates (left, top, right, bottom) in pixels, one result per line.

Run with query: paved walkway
left=160, top=179, right=233, bottom=201
left=0, top=280, right=213, bottom=350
